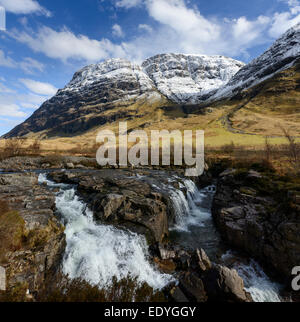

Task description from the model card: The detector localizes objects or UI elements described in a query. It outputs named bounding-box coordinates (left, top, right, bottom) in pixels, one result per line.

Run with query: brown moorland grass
left=0, top=200, right=25, bottom=263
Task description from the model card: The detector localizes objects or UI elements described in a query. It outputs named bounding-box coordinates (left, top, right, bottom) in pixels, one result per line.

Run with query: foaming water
left=169, top=179, right=216, bottom=232
left=169, top=189, right=190, bottom=231
left=184, top=181, right=215, bottom=227
left=221, top=252, right=282, bottom=302
left=169, top=178, right=282, bottom=302
left=38, top=173, right=283, bottom=302
left=38, top=174, right=173, bottom=290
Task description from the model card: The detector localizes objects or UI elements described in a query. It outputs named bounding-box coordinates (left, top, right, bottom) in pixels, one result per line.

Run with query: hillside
left=2, top=23, right=300, bottom=146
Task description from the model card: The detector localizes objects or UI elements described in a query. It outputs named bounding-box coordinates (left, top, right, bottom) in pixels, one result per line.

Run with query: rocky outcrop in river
left=212, top=168, right=300, bottom=282
left=1, top=167, right=288, bottom=302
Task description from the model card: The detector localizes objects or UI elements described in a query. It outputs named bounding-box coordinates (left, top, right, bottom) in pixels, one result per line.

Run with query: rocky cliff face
left=142, top=54, right=244, bottom=103
left=212, top=168, right=300, bottom=281
left=213, top=22, right=300, bottom=100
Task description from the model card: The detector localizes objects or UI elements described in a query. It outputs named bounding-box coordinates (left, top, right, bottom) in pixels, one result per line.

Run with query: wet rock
left=50, top=170, right=172, bottom=243
left=169, top=286, right=189, bottom=302
left=101, top=194, right=125, bottom=219
left=178, top=272, right=207, bottom=302
left=154, top=257, right=176, bottom=273
left=66, top=162, right=74, bottom=169
left=247, top=170, right=262, bottom=179
left=196, top=248, right=212, bottom=272
left=212, top=168, right=300, bottom=281
left=219, top=168, right=237, bottom=177
left=203, top=265, right=252, bottom=302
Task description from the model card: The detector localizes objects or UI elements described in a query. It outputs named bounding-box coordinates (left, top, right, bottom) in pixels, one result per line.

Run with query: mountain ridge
left=212, top=22, right=300, bottom=101
left=3, top=23, right=300, bottom=140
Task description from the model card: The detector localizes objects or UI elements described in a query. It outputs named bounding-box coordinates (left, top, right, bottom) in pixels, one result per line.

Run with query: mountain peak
left=61, top=58, right=154, bottom=94
left=142, top=53, right=244, bottom=103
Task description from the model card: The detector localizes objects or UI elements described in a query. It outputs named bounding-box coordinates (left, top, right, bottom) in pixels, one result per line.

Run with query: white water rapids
left=169, top=179, right=215, bottom=231
left=169, top=178, right=282, bottom=303
left=39, top=173, right=282, bottom=302
left=38, top=173, right=173, bottom=290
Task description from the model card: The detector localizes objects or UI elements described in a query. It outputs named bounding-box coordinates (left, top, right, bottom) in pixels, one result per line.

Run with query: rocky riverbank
left=0, top=161, right=298, bottom=302
left=0, top=156, right=99, bottom=171
left=212, top=167, right=300, bottom=288
left=0, top=168, right=252, bottom=302
left=48, top=169, right=253, bottom=302
left=0, top=173, right=65, bottom=301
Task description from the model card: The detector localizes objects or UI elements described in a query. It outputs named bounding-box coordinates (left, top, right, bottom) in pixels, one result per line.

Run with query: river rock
left=196, top=248, right=212, bottom=272
left=178, top=272, right=207, bottom=302
left=212, top=168, right=300, bottom=281
left=0, top=173, right=65, bottom=300
left=169, top=286, right=189, bottom=302
left=49, top=169, right=173, bottom=243
left=203, top=265, right=251, bottom=302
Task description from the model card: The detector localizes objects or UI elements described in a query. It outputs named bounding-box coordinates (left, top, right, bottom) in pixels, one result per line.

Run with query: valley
left=0, top=22, right=299, bottom=303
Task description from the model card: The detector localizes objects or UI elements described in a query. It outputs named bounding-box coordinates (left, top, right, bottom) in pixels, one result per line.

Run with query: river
left=38, top=171, right=283, bottom=302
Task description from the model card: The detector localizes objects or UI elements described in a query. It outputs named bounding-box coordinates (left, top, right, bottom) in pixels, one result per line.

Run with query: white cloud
left=19, top=78, right=57, bottom=96
left=0, top=0, right=51, bottom=16
left=19, top=57, right=45, bottom=74
left=0, top=103, right=27, bottom=117
left=11, top=26, right=127, bottom=63
left=9, top=0, right=300, bottom=65
left=112, top=24, right=125, bottom=38
left=0, top=82, right=15, bottom=93
left=115, top=0, right=143, bottom=9
left=0, top=82, right=48, bottom=120
left=232, top=16, right=271, bottom=48
left=0, top=49, right=44, bottom=74
left=147, top=0, right=220, bottom=41
left=269, top=0, right=300, bottom=37
left=138, top=24, right=153, bottom=33
left=0, top=50, right=15, bottom=67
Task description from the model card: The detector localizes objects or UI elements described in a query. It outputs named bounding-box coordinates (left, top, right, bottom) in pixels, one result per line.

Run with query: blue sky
left=0, top=0, right=300, bottom=136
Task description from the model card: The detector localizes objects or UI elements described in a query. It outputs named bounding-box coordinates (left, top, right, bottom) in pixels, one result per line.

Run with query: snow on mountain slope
left=61, top=58, right=157, bottom=101
left=213, top=23, right=300, bottom=101
left=142, top=54, right=245, bottom=104
left=3, top=58, right=164, bottom=138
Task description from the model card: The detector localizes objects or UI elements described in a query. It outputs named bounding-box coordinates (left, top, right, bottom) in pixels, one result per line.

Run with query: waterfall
left=169, top=189, right=190, bottom=231
left=38, top=173, right=283, bottom=302
left=171, top=178, right=282, bottom=303
left=38, top=174, right=173, bottom=290
left=169, top=179, right=215, bottom=231
left=237, top=261, right=282, bottom=302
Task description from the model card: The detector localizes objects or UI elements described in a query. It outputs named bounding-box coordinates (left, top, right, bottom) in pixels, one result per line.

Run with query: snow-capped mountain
left=4, top=58, right=164, bottom=138
left=213, top=22, right=300, bottom=100
left=60, top=54, right=244, bottom=104
left=4, top=23, right=300, bottom=139
left=142, top=54, right=244, bottom=103
left=61, top=58, right=156, bottom=101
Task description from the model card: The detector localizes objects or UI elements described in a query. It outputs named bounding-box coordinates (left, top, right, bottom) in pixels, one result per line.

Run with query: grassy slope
left=1, top=63, right=299, bottom=150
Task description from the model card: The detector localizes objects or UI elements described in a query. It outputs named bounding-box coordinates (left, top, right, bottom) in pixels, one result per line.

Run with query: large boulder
left=49, top=170, right=171, bottom=243
left=203, top=265, right=252, bottom=302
